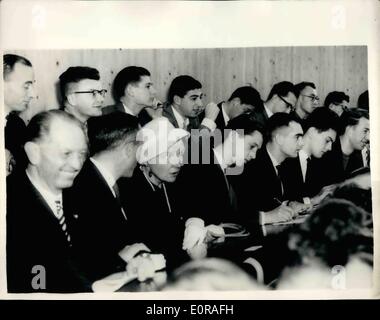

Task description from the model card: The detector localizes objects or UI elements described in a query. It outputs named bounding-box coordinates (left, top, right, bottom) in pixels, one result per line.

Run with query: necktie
left=55, top=200, right=71, bottom=246
left=276, top=165, right=284, bottom=196
left=223, top=170, right=238, bottom=213
left=305, top=157, right=312, bottom=183
left=112, top=183, right=128, bottom=221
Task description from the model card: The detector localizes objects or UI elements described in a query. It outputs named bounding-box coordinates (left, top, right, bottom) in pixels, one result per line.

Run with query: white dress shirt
left=221, top=103, right=230, bottom=127
left=171, top=105, right=217, bottom=131
left=263, top=103, right=273, bottom=118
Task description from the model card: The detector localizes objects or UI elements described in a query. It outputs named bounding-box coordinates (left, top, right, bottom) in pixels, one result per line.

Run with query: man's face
left=69, top=79, right=105, bottom=120
left=230, top=100, right=255, bottom=120
left=298, top=86, right=319, bottom=115
left=129, top=75, right=156, bottom=107
left=244, top=130, right=263, bottom=163
left=329, top=100, right=349, bottom=117
left=176, top=88, right=204, bottom=118
left=148, top=140, right=185, bottom=183
left=34, top=119, right=87, bottom=194
left=273, top=92, right=297, bottom=114
left=4, top=62, right=35, bottom=113
left=278, top=121, right=304, bottom=158
left=348, top=117, right=370, bottom=151
left=308, top=128, right=337, bottom=158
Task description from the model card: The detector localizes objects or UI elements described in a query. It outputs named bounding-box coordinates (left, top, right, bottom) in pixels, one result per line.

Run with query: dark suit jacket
left=6, top=171, right=85, bottom=293
left=316, top=138, right=365, bottom=186
left=118, top=169, right=188, bottom=271
left=250, top=105, right=269, bottom=129
left=102, top=102, right=152, bottom=126
left=243, top=147, right=284, bottom=212
left=67, top=160, right=134, bottom=283
left=281, top=155, right=322, bottom=201
left=214, top=102, right=227, bottom=130
left=162, top=103, right=201, bottom=130
left=5, top=113, right=28, bottom=172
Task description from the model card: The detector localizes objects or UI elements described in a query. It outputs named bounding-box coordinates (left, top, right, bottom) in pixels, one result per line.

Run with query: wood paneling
left=8, top=46, right=367, bottom=122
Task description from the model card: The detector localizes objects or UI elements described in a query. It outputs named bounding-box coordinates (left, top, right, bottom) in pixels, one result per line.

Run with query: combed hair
left=324, top=91, right=350, bottom=107
left=265, top=112, right=301, bottom=142
left=339, top=108, right=369, bottom=135
left=112, top=66, right=150, bottom=101
left=228, top=86, right=263, bottom=109
left=304, top=107, right=340, bottom=133
left=167, top=75, right=202, bottom=104
left=357, top=90, right=369, bottom=110
left=266, top=81, right=296, bottom=101
left=26, top=110, right=85, bottom=143
left=226, top=113, right=265, bottom=137
left=3, top=54, right=32, bottom=80
left=87, top=112, right=139, bottom=156
left=294, top=82, right=316, bottom=97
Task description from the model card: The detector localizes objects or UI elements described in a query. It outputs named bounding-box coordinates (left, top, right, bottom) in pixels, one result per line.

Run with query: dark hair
left=266, top=112, right=301, bottom=142
left=26, top=110, right=85, bottom=143
left=167, top=75, right=202, bottom=104
left=87, top=112, right=139, bottom=156
left=324, top=91, right=350, bottom=108
left=304, top=107, right=340, bottom=133
left=267, top=81, right=296, bottom=101
left=294, top=82, right=316, bottom=98
left=333, top=182, right=372, bottom=215
left=287, top=198, right=371, bottom=268
left=3, top=54, right=32, bottom=80
left=339, top=108, right=369, bottom=135
left=228, top=86, right=263, bottom=109
left=226, top=113, right=264, bottom=137
left=112, top=66, right=150, bottom=101
left=357, top=90, right=369, bottom=110
left=59, top=66, right=100, bottom=102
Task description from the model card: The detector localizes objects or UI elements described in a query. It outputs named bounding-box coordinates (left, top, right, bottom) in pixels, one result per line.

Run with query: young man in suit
left=102, top=66, right=159, bottom=125
left=6, top=110, right=88, bottom=292
left=215, top=86, right=262, bottom=129
left=324, top=91, right=350, bottom=117
left=4, top=54, right=36, bottom=174
left=68, top=112, right=161, bottom=285
left=281, top=107, right=340, bottom=206
left=244, top=113, right=306, bottom=226
left=250, top=81, right=297, bottom=128
left=317, top=108, right=370, bottom=186
left=59, top=66, right=107, bottom=124
left=291, top=82, right=319, bottom=126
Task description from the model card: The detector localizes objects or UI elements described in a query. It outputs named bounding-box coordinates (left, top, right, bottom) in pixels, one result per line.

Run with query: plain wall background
left=8, top=46, right=368, bottom=123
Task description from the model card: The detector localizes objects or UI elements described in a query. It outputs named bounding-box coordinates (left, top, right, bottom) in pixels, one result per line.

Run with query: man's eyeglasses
left=302, top=94, right=320, bottom=102
left=279, top=95, right=295, bottom=111
left=72, top=89, right=107, bottom=98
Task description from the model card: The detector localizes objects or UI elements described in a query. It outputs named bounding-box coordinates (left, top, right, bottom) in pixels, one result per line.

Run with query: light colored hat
left=136, top=117, right=189, bottom=164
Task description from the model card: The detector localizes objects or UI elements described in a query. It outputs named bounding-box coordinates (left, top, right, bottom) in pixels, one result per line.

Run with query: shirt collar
left=266, top=145, right=280, bottom=169
left=171, top=105, right=189, bottom=129
left=264, top=103, right=273, bottom=118
left=26, top=169, right=62, bottom=218
left=299, top=149, right=310, bottom=162
left=221, top=102, right=230, bottom=126
left=121, top=102, right=137, bottom=116
left=90, top=157, right=117, bottom=195
left=213, top=148, right=228, bottom=171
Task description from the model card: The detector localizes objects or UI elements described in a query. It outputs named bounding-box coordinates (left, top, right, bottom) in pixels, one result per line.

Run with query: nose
left=196, top=98, right=203, bottom=108
left=326, top=142, right=333, bottom=152
left=69, top=153, right=84, bottom=171
left=27, top=85, right=36, bottom=100
left=150, top=85, right=157, bottom=96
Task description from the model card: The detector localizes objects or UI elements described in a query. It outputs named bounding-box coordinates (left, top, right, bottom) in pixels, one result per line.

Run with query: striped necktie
left=55, top=200, right=71, bottom=246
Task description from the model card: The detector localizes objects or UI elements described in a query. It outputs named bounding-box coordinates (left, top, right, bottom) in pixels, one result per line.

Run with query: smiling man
left=59, top=66, right=106, bottom=124
left=6, top=110, right=88, bottom=293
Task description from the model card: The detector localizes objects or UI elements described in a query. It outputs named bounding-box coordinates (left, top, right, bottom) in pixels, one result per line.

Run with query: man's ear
left=24, top=141, right=41, bottom=165
left=66, top=93, right=76, bottom=106
left=173, top=95, right=182, bottom=106
left=126, top=84, right=135, bottom=97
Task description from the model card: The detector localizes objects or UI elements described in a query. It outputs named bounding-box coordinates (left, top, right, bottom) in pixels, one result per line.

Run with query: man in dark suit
left=7, top=110, right=88, bottom=293
left=316, top=108, right=370, bottom=186
left=243, top=113, right=306, bottom=226
left=68, top=112, right=160, bottom=284
left=215, top=86, right=262, bottom=130
left=59, top=66, right=107, bottom=124
left=4, top=54, right=36, bottom=174
left=102, top=66, right=159, bottom=125
left=291, top=82, right=319, bottom=128
left=281, top=107, right=340, bottom=206
left=250, top=81, right=297, bottom=129
left=323, top=91, right=350, bottom=117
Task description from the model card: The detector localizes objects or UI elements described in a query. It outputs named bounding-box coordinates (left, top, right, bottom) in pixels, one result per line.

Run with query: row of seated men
left=4, top=54, right=370, bottom=292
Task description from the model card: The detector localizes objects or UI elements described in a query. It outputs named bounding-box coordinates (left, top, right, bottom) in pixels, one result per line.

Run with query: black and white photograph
left=1, top=0, right=379, bottom=299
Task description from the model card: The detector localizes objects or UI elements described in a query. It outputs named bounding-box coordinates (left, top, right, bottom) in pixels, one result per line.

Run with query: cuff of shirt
left=303, top=197, right=311, bottom=205
left=201, top=118, right=217, bottom=132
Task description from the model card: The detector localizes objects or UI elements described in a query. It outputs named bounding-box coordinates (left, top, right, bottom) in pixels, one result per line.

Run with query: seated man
left=102, top=66, right=159, bottom=125
left=243, top=113, right=306, bottom=225
left=324, top=91, right=350, bottom=117
left=68, top=113, right=160, bottom=285
left=4, top=54, right=36, bottom=173
left=7, top=110, right=88, bottom=293
left=316, top=108, right=370, bottom=186
left=163, top=75, right=220, bottom=132
left=291, top=82, right=320, bottom=127
left=59, top=66, right=107, bottom=124
left=250, top=81, right=297, bottom=128
left=281, top=107, right=340, bottom=205
left=215, top=86, right=262, bottom=129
